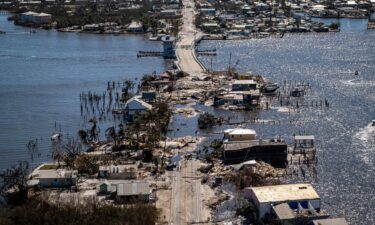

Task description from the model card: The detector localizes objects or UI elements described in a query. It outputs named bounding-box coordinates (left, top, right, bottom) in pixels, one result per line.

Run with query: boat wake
left=353, top=123, right=375, bottom=166
left=341, top=79, right=375, bottom=87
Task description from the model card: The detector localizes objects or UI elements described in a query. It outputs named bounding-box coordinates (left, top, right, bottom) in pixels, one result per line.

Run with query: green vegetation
left=210, top=139, right=223, bottom=150
left=74, top=154, right=99, bottom=175
left=236, top=202, right=256, bottom=221
left=225, top=168, right=282, bottom=190
left=0, top=161, right=29, bottom=205
left=11, top=3, right=159, bottom=29
left=198, top=112, right=222, bottom=129
left=0, top=196, right=160, bottom=225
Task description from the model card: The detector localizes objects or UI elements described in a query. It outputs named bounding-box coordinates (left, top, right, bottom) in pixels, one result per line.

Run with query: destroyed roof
left=311, top=218, right=348, bottom=225
left=117, top=181, right=150, bottom=196
left=224, top=139, right=286, bottom=151
left=246, top=183, right=320, bottom=203
left=234, top=160, right=257, bottom=170
left=272, top=203, right=295, bottom=220
left=99, top=164, right=137, bottom=172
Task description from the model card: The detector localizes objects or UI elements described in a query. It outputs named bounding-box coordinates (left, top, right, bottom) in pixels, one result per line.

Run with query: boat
left=354, top=70, right=359, bottom=76
left=263, top=83, right=280, bottom=93
left=51, top=133, right=62, bottom=141
left=0, top=30, right=5, bottom=34
left=148, top=35, right=158, bottom=41
left=148, top=34, right=166, bottom=41
left=30, top=30, right=37, bottom=34
left=372, top=120, right=375, bottom=126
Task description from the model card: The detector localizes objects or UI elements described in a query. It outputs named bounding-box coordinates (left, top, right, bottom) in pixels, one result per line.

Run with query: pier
left=196, top=49, right=217, bottom=56
left=136, top=51, right=163, bottom=57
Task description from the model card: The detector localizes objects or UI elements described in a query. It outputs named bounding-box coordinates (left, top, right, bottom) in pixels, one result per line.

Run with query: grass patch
left=39, top=164, right=59, bottom=170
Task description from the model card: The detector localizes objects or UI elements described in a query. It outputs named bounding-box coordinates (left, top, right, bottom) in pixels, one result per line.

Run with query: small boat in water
left=372, top=120, right=375, bottom=126
left=0, top=30, right=5, bottom=34
left=148, top=33, right=166, bottom=41
left=51, top=133, right=62, bottom=141
left=354, top=70, right=359, bottom=76
left=263, top=83, right=280, bottom=93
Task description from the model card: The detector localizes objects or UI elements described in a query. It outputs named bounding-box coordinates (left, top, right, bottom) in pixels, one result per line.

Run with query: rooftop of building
left=117, top=180, right=150, bottom=196
left=245, top=183, right=320, bottom=203
left=224, top=128, right=257, bottom=135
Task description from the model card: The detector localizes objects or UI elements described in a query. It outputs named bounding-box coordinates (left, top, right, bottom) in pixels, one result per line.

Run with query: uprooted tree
left=198, top=112, right=223, bottom=129
left=0, top=161, right=30, bottom=205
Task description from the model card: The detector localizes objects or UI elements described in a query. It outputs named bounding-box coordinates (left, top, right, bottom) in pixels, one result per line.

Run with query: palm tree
left=88, top=117, right=100, bottom=141
left=122, top=79, right=135, bottom=100
left=118, top=123, right=125, bottom=141
left=105, top=126, right=118, bottom=147
left=132, top=118, right=142, bottom=150
left=78, top=129, right=88, bottom=144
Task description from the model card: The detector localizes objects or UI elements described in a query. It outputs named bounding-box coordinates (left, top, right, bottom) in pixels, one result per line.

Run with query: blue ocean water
left=0, top=13, right=166, bottom=169
left=197, top=20, right=375, bottom=224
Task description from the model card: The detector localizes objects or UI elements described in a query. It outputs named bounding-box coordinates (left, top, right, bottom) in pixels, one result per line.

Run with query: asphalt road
left=170, top=159, right=202, bottom=224
left=175, top=0, right=206, bottom=76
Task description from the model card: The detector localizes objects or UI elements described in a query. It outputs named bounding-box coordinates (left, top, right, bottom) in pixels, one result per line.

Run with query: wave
left=353, top=122, right=375, bottom=166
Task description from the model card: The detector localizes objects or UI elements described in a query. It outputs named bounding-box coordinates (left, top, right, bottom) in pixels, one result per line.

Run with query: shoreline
left=0, top=2, right=374, bottom=224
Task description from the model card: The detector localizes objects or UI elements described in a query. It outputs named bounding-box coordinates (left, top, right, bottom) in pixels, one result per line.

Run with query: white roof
left=233, top=24, right=247, bottom=29
left=35, top=169, right=77, bottom=179
left=37, top=13, right=51, bottom=16
left=227, top=128, right=256, bottom=135
left=294, top=135, right=315, bottom=140
left=117, top=181, right=150, bottom=196
left=128, top=21, right=143, bottom=28
left=22, top=11, right=38, bottom=15
left=202, top=23, right=219, bottom=27
left=312, top=4, right=326, bottom=9
left=246, top=183, right=320, bottom=203
left=125, top=96, right=153, bottom=110
left=233, top=80, right=257, bottom=85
